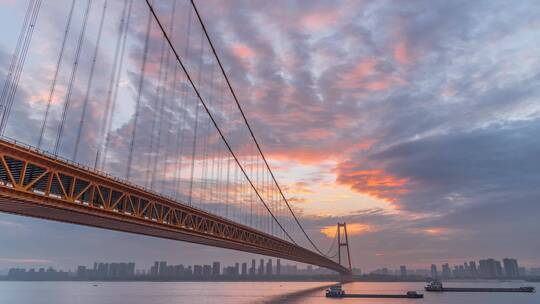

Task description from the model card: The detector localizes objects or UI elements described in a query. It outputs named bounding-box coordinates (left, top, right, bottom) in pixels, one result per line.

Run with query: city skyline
left=4, top=256, right=540, bottom=280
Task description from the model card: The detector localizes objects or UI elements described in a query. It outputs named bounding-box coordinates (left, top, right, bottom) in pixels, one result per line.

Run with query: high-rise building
left=174, top=264, right=185, bottom=277
left=152, top=261, right=159, bottom=276
left=250, top=259, right=256, bottom=275
left=479, top=259, right=502, bottom=278
left=127, top=263, right=135, bottom=277
left=266, top=259, right=273, bottom=276
left=77, top=266, right=87, bottom=278
left=259, top=259, right=264, bottom=275
left=503, top=258, right=519, bottom=278
left=193, top=265, right=202, bottom=276
left=463, top=262, right=470, bottom=277
left=212, top=262, right=220, bottom=276
left=241, top=263, right=247, bottom=276
left=430, top=264, right=438, bottom=278
left=469, top=261, right=477, bottom=277
left=203, top=265, right=212, bottom=277
left=98, top=263, right=109, bottom=278
left=159, top=261, right=167, bottom=277
left=400, top=265, right=407, bottom=277
left=495, top=260, right=503, bottom=277
left=441, top=263, right=451, bottom=278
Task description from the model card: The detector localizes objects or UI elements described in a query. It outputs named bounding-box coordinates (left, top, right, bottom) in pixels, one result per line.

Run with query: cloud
left=301, top=10, right=341, bottom=31
left=320, top=223, right=374, bottom=238
left=334, top=166, right=409, bottom=203
left=393, top=40, right=410, bottom=65
left=1, top=0, right=540, bottom=271
left=232, top=44, right=255, bottom=59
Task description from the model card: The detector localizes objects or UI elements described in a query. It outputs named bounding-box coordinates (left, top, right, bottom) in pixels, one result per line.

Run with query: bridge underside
left=0, top=139, right=349, bottom=274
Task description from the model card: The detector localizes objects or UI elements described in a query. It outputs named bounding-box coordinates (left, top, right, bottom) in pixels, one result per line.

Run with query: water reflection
left=256, top=283, right=334, bottom=304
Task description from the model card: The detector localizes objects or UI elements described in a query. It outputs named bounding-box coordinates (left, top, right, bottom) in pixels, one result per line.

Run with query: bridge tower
left=337, top=222, right=352, bottom=273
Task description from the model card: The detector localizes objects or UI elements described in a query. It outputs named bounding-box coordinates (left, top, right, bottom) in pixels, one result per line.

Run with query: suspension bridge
left=0, top=0, right=352, bottom=275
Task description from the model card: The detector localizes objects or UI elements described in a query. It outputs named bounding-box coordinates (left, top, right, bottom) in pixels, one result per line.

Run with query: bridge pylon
left=337, top=222, right=353, bottom=280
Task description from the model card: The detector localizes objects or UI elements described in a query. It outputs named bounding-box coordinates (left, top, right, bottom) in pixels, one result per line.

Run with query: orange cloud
left=288, top=196, right=307, bottom=204
left=296, top=128, right=333, bottom=140
left=320, top=223, right=373, bottom=238
left=418, top=227, right=452, bottom=236
left=232, top=44, right=254, bottom=59
left=423, top=228, right=444, bottom=235
left=286, top=181, right=314, bottom=196
left=335, top=164, right=409, bottom=202
left=268, top=149, right=331, bottom=164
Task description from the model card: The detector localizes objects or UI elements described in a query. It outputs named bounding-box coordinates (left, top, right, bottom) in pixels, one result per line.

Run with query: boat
left=326, top=285, right=345, bottom=297
left=425, top=280, right=535, bottom=293
left=325, top=285, right=423, bottom=298
left=425, top=280, right=443, bottom=291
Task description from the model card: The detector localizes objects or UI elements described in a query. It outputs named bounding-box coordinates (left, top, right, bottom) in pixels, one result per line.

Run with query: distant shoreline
left=1, top=276, right=537, bottom=283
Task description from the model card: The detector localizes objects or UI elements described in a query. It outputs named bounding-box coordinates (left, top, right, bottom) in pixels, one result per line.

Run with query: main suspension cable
left=190, top=0, right=326, bottom=255
left=144, top=0, right=296, bottom=244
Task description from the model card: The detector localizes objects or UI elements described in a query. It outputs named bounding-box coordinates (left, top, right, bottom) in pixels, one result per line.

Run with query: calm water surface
left=0, top=281, right=538, bottom=304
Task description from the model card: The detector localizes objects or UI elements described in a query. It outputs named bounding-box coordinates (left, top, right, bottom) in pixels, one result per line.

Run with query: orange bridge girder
left=0, top=138, right=350, bottom=274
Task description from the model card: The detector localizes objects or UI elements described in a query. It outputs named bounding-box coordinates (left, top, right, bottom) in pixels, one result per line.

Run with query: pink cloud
left=232, top=44, right=255, bottom=59
left=296, top=128, right=333, bottom=140
left=337, top=58, right=377, bottom=89
left=394, top=40, right=411, bottom=65
left=301, top=10, right=341, bottom=31
left=337, top=58, right=406, bottom=91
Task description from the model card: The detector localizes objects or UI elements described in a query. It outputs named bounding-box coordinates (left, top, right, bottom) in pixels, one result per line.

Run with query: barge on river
left=425, top=281, right=535, bottom=293
left=325, top=285, right=424, bottom=299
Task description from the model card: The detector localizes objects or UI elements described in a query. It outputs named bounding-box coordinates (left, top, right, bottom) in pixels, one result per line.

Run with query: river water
left=0, top=281, right=538, bottom=303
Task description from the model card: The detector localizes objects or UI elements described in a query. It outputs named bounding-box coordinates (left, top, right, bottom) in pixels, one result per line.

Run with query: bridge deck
left=0, top=138, right=349, bottom=274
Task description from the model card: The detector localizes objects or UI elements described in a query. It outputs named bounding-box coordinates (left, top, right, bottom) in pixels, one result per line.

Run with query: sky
left=0, top=0, right=539, bottom=272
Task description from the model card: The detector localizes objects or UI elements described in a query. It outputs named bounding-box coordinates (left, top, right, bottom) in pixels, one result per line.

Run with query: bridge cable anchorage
left=189, top=0, right=327, bottom=256
left=38, top=0, right=76, bottom=149
left=143, top=0, right=298, bottom=245
left=73, top=0, right=108, bottom=162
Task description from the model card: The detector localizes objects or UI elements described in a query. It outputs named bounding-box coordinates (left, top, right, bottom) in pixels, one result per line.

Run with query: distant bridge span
left=0, top=138, right=349, bottom=274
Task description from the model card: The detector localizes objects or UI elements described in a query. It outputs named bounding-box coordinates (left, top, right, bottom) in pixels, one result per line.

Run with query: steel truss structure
left=0, top=138, right=349, bottom=274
